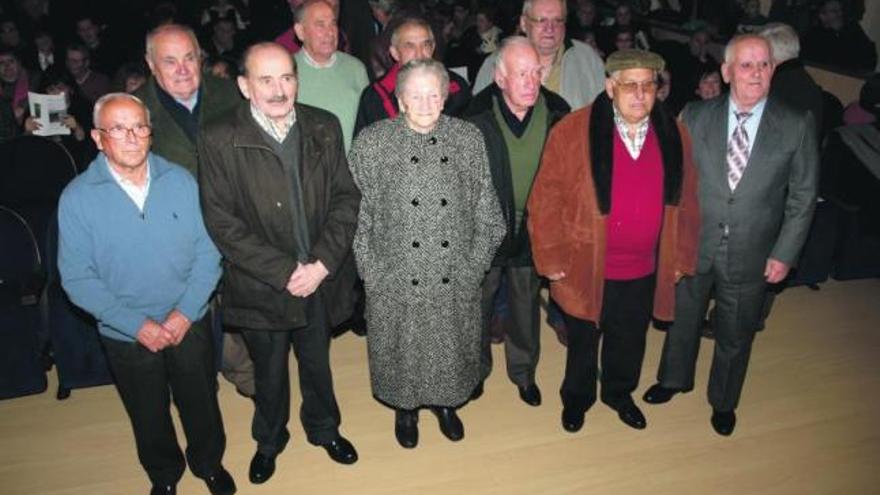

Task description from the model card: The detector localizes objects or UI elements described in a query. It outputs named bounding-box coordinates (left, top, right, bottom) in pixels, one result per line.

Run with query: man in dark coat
left=199, top=43, right=362, bottom=485
left=465, top=36, right=570, bottom=407
left=354, top=15, right=471, bottom=135
left=135, top=24, right=241, bottom=178
left=802, top=0, right=876, bottom=73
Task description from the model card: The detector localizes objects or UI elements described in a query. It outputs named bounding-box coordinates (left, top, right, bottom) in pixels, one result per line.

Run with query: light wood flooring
left=2, top=279, right=879, bottom=495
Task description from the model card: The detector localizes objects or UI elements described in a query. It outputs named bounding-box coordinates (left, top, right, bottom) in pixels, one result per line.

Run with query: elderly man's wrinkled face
left=147, top=29, right=201, bottom=101
left=92, top=98, right=152, bottom=172
left=391, top=23, right=435, bottom=66
left=295, top=1, right=338, bottom=63
left=722, top=37, right=774, bottom=110
left=238, top=45, right=297, bottom=124
left=496, top=43, right=542, bottom=115
left=0, top=54, right=21, bottom=83
left=521, top=0, right=566, bottom=57
left=606, top=67, right=657, bottom=124
left=399, top=69, right=445, bottom=134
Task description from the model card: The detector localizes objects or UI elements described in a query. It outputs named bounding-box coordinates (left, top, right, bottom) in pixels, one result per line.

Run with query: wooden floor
left=2, top=279, right=879, bottom=495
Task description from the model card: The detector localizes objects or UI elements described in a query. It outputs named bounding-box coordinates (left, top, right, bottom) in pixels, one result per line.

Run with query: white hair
left=395, top=58, right=449, bottom=100
left=759, top=23, right=800, bottom=63
left=93, top=93, right=151, bottom=129
left=145, top=24, right=201, bottom=64
left=494, top=36, right=536, bottom=76
left=522, top=0, right=567, bottom=17
left=723, top=34, right=774, bottom=64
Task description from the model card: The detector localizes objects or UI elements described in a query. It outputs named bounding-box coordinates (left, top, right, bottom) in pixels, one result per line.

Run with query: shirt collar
left=728, top=95, right=767, bottom=117
left=106, top=158, right=151, bottom=189
left=249, top=104, right=297, bottom=143
left=612, top=104, right=651, bottom=159
left=301, top=48, right=337, bottom=69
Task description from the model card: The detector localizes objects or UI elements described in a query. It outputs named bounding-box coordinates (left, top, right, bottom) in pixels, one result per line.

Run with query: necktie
left=727, top=111, right=752, bottom=191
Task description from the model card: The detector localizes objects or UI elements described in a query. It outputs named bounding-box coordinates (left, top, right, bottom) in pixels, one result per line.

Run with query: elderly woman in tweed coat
left=349, top=58, right=505, bottom=449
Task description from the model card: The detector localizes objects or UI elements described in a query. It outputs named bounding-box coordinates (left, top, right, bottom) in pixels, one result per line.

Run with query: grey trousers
left=480, top=265, right=542, bottom=387
left=657, top=239, right=766, bottom=412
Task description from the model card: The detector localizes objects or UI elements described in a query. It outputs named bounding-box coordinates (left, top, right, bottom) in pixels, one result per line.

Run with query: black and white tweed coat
left=349, top=114, right=506, bottom=409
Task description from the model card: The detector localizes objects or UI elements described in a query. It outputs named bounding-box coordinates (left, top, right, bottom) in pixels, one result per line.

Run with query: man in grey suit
left=642, top=34, right=818, bottom=436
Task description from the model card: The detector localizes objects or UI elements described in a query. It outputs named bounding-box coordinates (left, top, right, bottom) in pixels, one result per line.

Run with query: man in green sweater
left=293, top=0, right=369, bottom=153
left=466, top=37, right=571, bottom=407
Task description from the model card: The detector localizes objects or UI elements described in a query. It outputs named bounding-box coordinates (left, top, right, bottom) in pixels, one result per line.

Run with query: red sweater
left=604, top=126, right=665, bottom=280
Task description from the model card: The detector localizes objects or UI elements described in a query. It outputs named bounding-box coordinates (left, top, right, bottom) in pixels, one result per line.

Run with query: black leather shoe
left=150, top=485, right=176, bottom=495
left=711, top=410, right=736, bottom=436
left=322, top=436, right=358, bottom=465
left=394, top=409, right=419, bottom=448
left=614, top=402, right=647, bottom=430
left=642, top=383, right=680, bottom=404
left=248, top=452, right=275, bottom=484
left=431, top=407, right=464, bottom=441
left=205, top=467, right=236, bottom=495
left=561, top=407, right=584, bottom=432
left=470, top=381, right=484, bottom=401
left=517, top=383, right=542, bottom=406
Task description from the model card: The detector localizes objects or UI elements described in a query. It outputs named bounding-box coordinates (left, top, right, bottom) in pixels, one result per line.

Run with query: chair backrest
left=0, top=205, right=42, bottom=304
left=0, top=135, right=78, bottom=263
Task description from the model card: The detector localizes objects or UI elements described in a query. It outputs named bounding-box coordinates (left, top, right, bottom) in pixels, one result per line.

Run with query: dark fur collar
left=588, top=92, right=684, bottom=214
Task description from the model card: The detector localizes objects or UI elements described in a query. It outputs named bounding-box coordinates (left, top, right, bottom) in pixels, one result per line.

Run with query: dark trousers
left=239, top=294, right=340, bottom=457
left=560, top=274, right=655, bottom=412
left=101, top=320, right=225, bottom=486
left=658, top=239, right=765, bottom=412
left=480, top=265, right=542, bottom=387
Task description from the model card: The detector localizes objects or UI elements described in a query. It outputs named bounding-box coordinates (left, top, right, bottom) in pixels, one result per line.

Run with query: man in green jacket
left=136, top=24, right=241, bottom=177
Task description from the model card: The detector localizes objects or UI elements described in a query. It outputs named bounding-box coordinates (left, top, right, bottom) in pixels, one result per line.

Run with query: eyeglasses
left=97, top=124, right=152, bottom=139
left=614, top=79, right=658, bottom=94
left=526, top=16, right=566, bottom=28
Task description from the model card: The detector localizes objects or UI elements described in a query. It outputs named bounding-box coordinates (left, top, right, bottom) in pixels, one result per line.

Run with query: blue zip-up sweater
left=58, top=152, right=222, bottom=342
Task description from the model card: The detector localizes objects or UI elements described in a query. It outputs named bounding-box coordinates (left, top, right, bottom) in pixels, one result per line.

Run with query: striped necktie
left=727, top=111, right=752, bottom=191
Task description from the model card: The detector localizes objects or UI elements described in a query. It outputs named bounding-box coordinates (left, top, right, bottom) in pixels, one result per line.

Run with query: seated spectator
left=444, top=4, right=500, bottom=83
left=112, top=62, right=147, bottom=94
left=275, top=0, right=347, bottom=55
left=609, top=26, right=636, bottom=55
left=803, top=0, right=876, bottom=73
left=23, top=67, right=97, bottom=168
left=0, top=17, right=27, bottom=58
left=601, top=3, right=651, bottom=52
left=204, top=17, right=243, bottom=70
left=693, top=64, right=722, bottom=100
left=735, top=0, right=769, bottom=34
left=28, top=30, right=60, bottom=73
left=74, top=14, right=123, bottom=75
left=568, top=0, right=600, bottom=38
left=0, top=48, right=34, bottom=127
left=200, top=0, right=248, bottom=30
left=65, top=44, right=111, bottom=104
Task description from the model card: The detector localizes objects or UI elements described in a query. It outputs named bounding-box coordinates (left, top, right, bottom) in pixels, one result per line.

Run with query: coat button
left=428, top=137, right=437, bottom=144
left=441, top=240, right=449, bottom=248
left=276, top=201, right=282, bottom=208
left=412, top=241, right=420, bottom=248
left=728, top=198, right=734, bottom=204
left=440, top=198, right=448, bottom=206
left=411, top=156, right=419, bottom=164
left=411, top=279, right=419, bottom=286
left=718, top=222, right=725, bottom=229
left=442, top=277, right=450, bottom=284
left=412, top=198, right=420, bottom=206
left=440, top=156, right=448, bottom=163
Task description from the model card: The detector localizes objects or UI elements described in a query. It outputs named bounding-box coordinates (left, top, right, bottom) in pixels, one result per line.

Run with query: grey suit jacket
left=681, top=94, right=819, bottom=283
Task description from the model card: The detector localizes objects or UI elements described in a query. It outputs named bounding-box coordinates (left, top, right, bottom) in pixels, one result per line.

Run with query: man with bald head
left=354, top=15, right=472, bottom=135
left=135, top=24, right=240, bottom=176
left=473, top=0, right=605, bottom=110
left=58, top=93, right=234, bottom=495
left=199, top=42, right=361, bottom=484
left=465, top=36, right=569, bottom=406
left=293, top=0, right=369, bottom=152
left=644, top=35, right=818, bottom=436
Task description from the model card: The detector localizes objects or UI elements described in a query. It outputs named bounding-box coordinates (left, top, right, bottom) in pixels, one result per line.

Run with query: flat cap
left=605, top=49, right=665, bottom=74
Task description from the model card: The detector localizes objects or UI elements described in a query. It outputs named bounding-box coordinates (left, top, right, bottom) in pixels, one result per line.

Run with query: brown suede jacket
left=527, top=94, right=700, bottom=322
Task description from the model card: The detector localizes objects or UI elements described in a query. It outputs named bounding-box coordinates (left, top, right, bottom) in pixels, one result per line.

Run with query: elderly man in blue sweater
left=58, top=93, right=235, bottom=495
